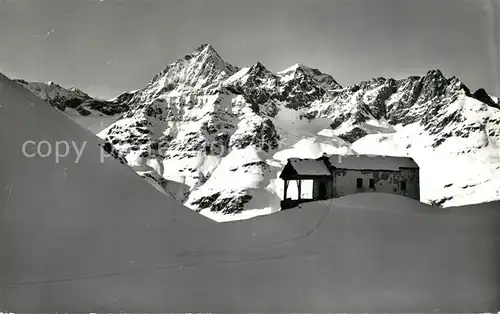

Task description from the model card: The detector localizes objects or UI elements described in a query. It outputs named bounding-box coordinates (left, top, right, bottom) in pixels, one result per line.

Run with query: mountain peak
left=193, top=43, right=220, bottom=57
left=472, top=88, right=499, bottom=107
left=474, top=88, right=488, bottom=96
left=278, top=63, right=341, bottom=90
left=424, top=69, right=445, bottom=79
left=234, top=62, right=275, bottom=81
left=195, top=43, right=212, bottom=51
left=249, top=61, right=269, bottom=72
left=278, top=63, right=307, bottom=75
left=150, top=44, right=238, bottom=87
left=278, top=63, right=325, bottom=76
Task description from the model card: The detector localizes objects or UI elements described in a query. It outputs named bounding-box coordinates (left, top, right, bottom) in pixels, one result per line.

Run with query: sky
left=0, top=0, right=499, bottom=99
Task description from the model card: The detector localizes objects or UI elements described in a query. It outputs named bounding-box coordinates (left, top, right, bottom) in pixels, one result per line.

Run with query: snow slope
left=0, top=70, right=216, bottom=285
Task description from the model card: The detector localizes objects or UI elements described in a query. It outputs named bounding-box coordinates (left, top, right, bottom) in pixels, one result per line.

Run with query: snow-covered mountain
left=14, top=79, right=127, bottom=133
left=19, top=44, right=500, bottom=220
left=303, top=71, right=500, bottom=144
left=96, top=44, right=351, bottom=219
left=95, top=44, right=500, bottom=219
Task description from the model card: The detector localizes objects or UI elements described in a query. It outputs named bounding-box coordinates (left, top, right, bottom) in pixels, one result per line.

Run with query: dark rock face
left=76, top=105, right=92, bottom=116
left=385, top=71, right=472, bottom=131
left=363, top=83, right=397, bottom=119
left=211, top=194, right=253, bottom=214
left=472, top=88, right=499, bottom=108
left=190, top=192, right=222, bottom=209
left=225, top=63, right=280, bottom=117
left=98, top=140, right=128, bottom=165
left=277, top=66, right=340, bottom=110
left=330, top=114, right=350, bottom=129
left=225, top=62, right=341, bottom=114
left=277, top=65, right=340, bottom=110
left=429, top=196, right=454, bottom=207
left=419, top=69, right=448, bottom=100
left=230, top=119, right=281, bottom=152
left=338, top=127, right=368, bottom=143
left=84, top=99, right=129, bottom=116
left=190, top=191, right=253, bottom=214
left=242, top=161, right=268, bottom=168
left=64, top=98, right=84, bottom=109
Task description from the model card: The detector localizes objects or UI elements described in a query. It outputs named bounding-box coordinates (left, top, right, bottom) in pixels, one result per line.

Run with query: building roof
left=326, top=154, right=419, bottom=171
left=280, top=154, right=419, bottom=179
left=279, top=158, right=331, bottom=179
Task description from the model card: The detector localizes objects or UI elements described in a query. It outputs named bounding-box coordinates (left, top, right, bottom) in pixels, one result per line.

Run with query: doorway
left=318, top=181, right=327, bottom=200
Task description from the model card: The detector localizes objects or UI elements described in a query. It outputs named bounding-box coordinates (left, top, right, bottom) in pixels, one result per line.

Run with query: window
left=356, top=178, right=363, bottom=188
left=401, top=180, right=406, bottom=192
left=369, top=179, right=375, bottom=189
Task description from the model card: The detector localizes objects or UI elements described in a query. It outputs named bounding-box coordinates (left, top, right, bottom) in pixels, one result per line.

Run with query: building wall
left=331, top=168, right=420, bottom=200
left=399, top=168, right=420, bottom=200
left=312, top=178, right=333, bottom=200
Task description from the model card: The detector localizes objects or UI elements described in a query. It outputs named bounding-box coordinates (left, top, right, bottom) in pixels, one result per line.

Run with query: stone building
left=279, top=154, right=420, bottom=210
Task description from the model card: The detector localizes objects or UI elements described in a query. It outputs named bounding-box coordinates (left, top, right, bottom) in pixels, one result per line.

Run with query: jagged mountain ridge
left=20, top=44, right=499, bottom=219
left=14, top=79, right=128, bottom=116
left=304, top=70, right=500, bottom=145
left=97, top=44, right=500, bottom=217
